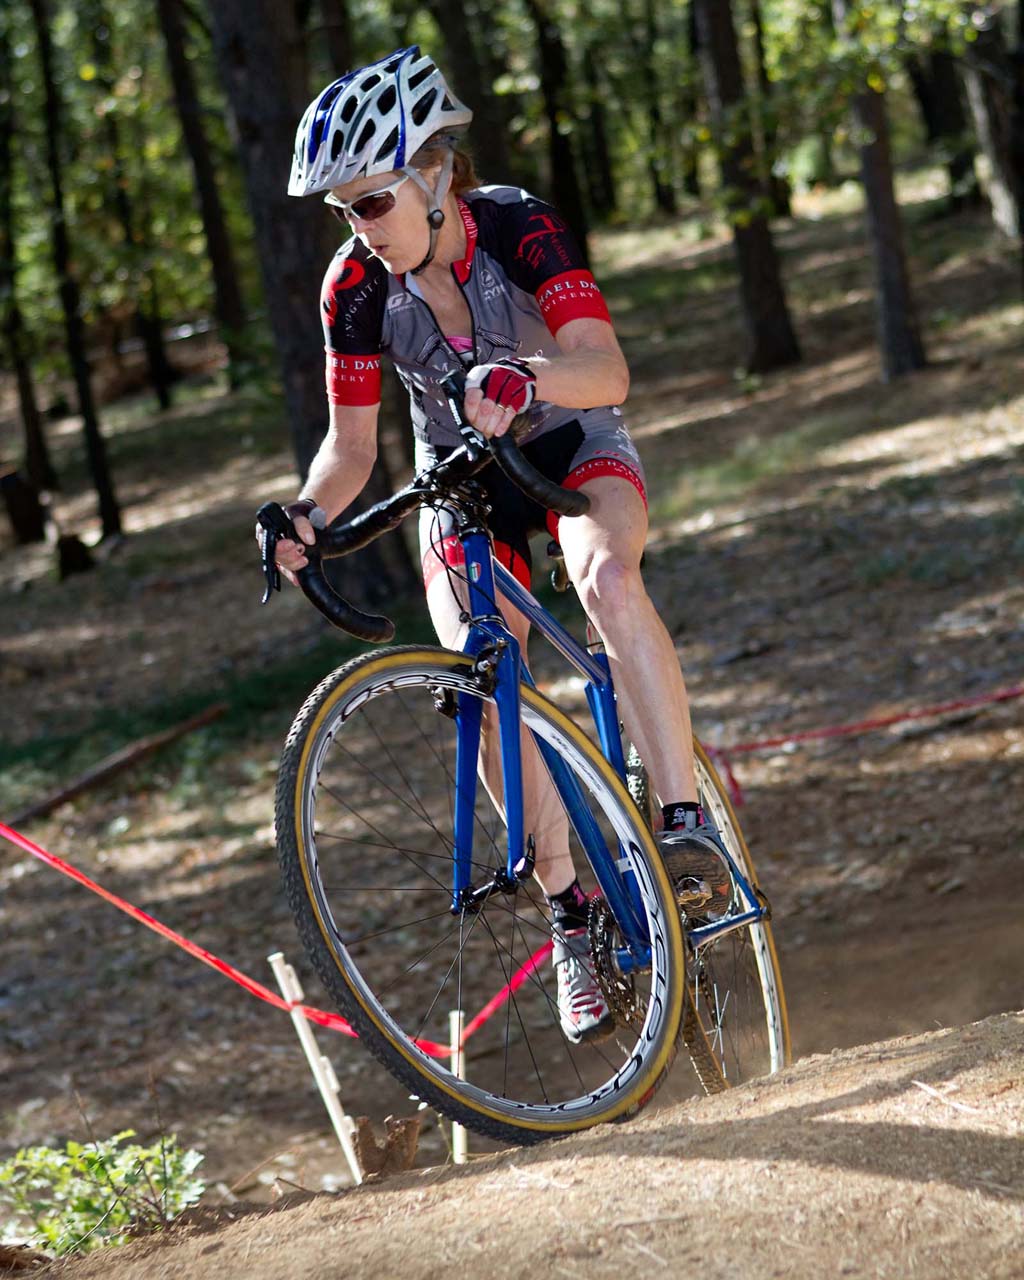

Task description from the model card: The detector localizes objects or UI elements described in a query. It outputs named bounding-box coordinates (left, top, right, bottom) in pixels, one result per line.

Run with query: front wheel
left=276, top=646, right=688, bottom=1145
left=627, top=740, right=790, bottom=1092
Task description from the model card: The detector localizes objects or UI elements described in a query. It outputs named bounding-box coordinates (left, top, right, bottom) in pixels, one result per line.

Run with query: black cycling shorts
left=417, top=418, right=646, bottom=591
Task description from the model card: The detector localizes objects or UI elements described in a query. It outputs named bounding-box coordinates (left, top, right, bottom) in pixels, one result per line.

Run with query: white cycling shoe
left=552, top=926, right=615, bottom=1044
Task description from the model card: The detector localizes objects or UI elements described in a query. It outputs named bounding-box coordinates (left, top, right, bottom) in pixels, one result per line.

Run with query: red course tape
left=1, top=680, right=1018, bottom=1046
left=708, top=680, right=1023, bottom=806
left=0, top=820, right=554, bottom=1058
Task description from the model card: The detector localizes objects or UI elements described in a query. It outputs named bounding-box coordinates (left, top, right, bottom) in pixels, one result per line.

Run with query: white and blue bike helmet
left=289, top=47, right=473, bottom=271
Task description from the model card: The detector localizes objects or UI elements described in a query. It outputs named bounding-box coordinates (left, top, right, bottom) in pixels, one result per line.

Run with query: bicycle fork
left=448, top=527, right=533, bottom=915
left=445, top=529, right=657, bottom=972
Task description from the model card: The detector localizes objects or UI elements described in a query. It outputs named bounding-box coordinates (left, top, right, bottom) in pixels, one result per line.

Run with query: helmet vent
left=441, top=94, right=455, bottom=110
left=411, top=89, right=438, bottom=126
left=354, top=119, right=376, bottom=152
left=408, top=65, right=432, bottom=90
left=376, top=127, right=400, bottom=161
left=377, top=85, right=397, bottom=115
left=360, top=73, right=381, bottom=91
left=330, top=127, right=345, bottom=160
left=340, top=95, right=358, bottom=123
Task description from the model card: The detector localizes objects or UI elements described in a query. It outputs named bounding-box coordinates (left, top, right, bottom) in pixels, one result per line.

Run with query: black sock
left=661, top=801, right=703, bottom=832
left=547, top=877, right=589, bottom=930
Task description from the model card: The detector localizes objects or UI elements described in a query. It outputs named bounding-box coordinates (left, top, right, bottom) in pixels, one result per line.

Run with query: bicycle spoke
left=502, top=892, right=518, bottom=1098
left=370, top=913, right=470, bottom=1006
left=279, top=652, right=690, bottom=1139
left=314, top=827, right=493, bottom=877
left=319, top=885, right=444, bottom=894
left=329, top=737, right=457, bottom=859
left=411, top=907, right=488, bottom=1049
left=345, top=686, right=508, bottom=866
left=507, top=911, right=591, bottom=1096
left=314, top=795, right=455, bottom=896
left=344, top=907, right=456, bottom=947
left=478, top=909, right=550, bottom=1104
left=361, top=690, right=453, bottom=833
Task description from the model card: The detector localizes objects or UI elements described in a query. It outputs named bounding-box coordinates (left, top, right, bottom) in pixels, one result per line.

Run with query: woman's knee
left=573, top=550, right=644, bottom=620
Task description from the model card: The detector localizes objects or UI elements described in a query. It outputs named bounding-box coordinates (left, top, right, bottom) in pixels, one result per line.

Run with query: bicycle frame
left=448, top=524, right=767, bottom=964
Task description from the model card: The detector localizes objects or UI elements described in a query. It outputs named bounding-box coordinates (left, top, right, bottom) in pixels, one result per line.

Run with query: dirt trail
left=44, top=1012, right=1024, bottom=1280
left=3, top=194, right=1024, bottom=1274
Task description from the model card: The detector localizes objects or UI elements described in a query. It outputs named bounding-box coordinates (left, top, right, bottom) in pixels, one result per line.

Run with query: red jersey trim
left=536, top=270, right=611, bottom=336
left=545, top=458, right=647, bottom=540
left=326, top=349, right=382, bottom=406
left=452, top=200, right=479, bottom=285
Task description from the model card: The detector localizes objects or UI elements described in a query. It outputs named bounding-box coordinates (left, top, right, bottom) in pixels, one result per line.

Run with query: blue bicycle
left=258, top=375, right=789, bottom=1145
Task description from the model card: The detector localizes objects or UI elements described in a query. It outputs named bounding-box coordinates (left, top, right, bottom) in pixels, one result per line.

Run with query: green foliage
left=4, top=0, right=258, bottom=383
left=0, top=1129, right=204, bottom=1257
left=0, top=0, right=1007, bottom=391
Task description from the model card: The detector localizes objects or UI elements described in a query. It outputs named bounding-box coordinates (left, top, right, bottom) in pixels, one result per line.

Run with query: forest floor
left=1, top=171, right=1022, bottom=1275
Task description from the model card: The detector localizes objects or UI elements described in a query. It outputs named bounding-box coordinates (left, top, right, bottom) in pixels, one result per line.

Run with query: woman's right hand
left=254, top=500, right=323, bottom=586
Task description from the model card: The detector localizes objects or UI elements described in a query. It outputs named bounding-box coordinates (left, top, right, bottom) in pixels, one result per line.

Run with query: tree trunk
left=157, top=0, right=249, bottom=385
left=906, top=50, right=983, bottom=212
left=1014, top=1, right=1024, bottom=292
left=470, top=0, right=536, bottom=189
left=641, top=0, right=678, bottom=215
left=423, top=0, right=515, bottom=184
left=0, top=12, right=57, bottom=493
left=208, top=0, right=414, bottom=605
left=812, top=0, right=838, bottom=187
left=580, top=46, right=618, bottom=219
left=520, top=0, right=591, bottom=261
left=87, top=2, right=175, bottom=409
left=693, top=0, right=801, bottom=373
left=750, top=0, right=792, bottom=217
left=1, top=468, right=47, bottom=545
left=5, top=321, right=53, bottom=493
left=833, top=0, right=925, bottom=379
left=28, top=0, right=121, bottom=538
left=619, top=0, right=678, bottom=215
left=961, top=6, right=1022, bottom=238
left=318, top=0, right=352, bottom=73
left=680, top=1, right=702, bottom=200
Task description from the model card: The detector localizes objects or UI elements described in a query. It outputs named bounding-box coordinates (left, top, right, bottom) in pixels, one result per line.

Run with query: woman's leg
left=555, top=476, right=697, bottom=811
left=420, top=534, right=575, bottom=895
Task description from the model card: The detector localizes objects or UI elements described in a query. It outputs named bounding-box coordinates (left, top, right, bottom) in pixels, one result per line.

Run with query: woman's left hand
left=463, top=359, right=537, bottom=438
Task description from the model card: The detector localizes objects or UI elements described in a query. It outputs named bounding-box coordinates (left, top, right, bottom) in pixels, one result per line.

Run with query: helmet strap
left=404, top=148, right=455, bottom=275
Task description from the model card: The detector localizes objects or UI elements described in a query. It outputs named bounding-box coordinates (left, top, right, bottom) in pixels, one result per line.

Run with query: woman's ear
left=420, top=163, right=444, bottom=188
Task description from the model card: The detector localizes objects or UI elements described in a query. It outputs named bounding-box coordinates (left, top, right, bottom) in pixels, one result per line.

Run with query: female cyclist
left=270, top=46, right=730, bottom=1043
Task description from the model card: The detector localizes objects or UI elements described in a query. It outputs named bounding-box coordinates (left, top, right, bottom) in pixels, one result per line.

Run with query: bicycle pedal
left=673, top=876, right=712, bottom=908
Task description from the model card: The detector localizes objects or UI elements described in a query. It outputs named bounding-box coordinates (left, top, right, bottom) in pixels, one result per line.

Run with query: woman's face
left=328, top=166, right=440, bottom=274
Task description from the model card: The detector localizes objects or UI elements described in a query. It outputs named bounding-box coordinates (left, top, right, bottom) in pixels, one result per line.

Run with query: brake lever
left=440, top=372, right=489, bottom=462
left=256, top=501, right=296, bottom=604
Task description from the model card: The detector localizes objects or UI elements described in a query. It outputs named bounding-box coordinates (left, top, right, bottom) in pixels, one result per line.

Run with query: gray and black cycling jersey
left=320, top=184, right=631, bottom=453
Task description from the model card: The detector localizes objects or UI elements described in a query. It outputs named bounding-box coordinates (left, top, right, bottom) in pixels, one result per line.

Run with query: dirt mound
left=45, top=1011, right=1023, bottom=1280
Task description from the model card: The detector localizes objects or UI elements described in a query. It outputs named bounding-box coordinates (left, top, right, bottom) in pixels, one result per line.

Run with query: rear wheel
left=627, top=741, right=790, bottom=1092
left=277, top=646, right=688, bottom=1145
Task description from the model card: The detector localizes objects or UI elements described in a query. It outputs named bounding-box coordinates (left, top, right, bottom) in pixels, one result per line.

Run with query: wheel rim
left=291, top=655, right=682, bottom=1131
left=685, top=748, right=788, bottom=1088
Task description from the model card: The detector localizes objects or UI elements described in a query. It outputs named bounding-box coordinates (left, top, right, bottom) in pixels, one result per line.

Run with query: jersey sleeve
left=320, top=241, right=386, bottom=407
left=502, top=197, right=612, bottom=337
